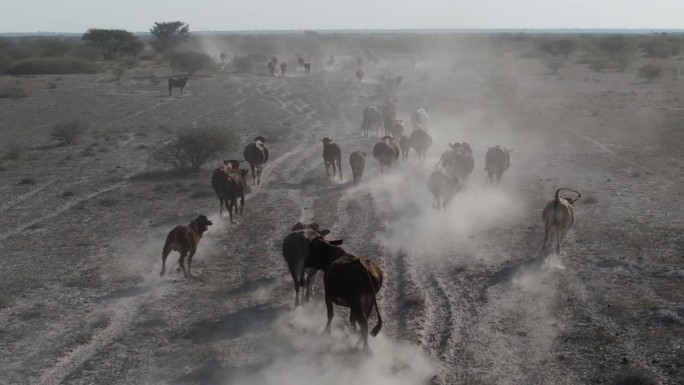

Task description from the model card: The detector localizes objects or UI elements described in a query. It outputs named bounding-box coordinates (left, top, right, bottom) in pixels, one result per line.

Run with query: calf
left=161, top=215, right=213, bottom=277
left=283, top=222, right=335, bottom=307
left=485, top=146, right=513, bottom=186
left=321, top=138, right=342, bottom=180
left=243, top=136, right=270, bottom=185
left=349, top=151, right=366, bottom=185
left=211, top=159, right=243, bottom=217
left=305, top=236, right=383, bottom=354
left=168, top=77, right=188, bottom=96
left=539, top=188, right=581, bottom=258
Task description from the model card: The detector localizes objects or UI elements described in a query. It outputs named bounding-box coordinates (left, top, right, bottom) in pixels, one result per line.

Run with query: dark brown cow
left=361, top=105, right=383, bottom=137
left=540, top=188, right=581, bottom=258
left=160, top=215, right=213, bottom=277
left=373, top=136, right=400, bottom=175
left=168, top=77, right=187, bottom=96
left=280, top=62, right=287, bottom=75
left=356, top=69, right=364, bottom=82
left=485, top=146, right=513, bottom=186
left=267, top=61, right=276, bottom=76
left=304, top=62, right=311, bottom=74
left=321, top=138, right=342, bottom=180
left=305, top=236, right=384, bottom=354
left=243, top=136, right=269, bottom=185
left=297, top=56, right=305, bottom=68
left=349, top=151, right=366, bottom=185
left=389, top=120, right=404, bottom=138
left=211, top=159, right=243, bottom=217
left=427, top=160, right=461, bottom=210
left=409, top=126, right=432, bottom=165
left=282, top=222, right=335, bottom=307
left=436, top=142, right=474, bottom=182
left=382, top=99, right=397, bottom=137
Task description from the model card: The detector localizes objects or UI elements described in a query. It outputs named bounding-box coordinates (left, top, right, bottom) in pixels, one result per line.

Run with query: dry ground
left=0, top=47, right=682, bottom=385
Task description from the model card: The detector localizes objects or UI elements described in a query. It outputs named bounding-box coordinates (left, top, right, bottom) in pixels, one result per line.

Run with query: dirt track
left=0, top=53, right=682, bottom=385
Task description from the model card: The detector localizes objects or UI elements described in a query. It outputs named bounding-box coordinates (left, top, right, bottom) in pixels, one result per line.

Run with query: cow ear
left=319, top=229, right=331, bottom=236
left=223, top=159, right=229, bottom=165
left=329, top=239, right=343, bottom=245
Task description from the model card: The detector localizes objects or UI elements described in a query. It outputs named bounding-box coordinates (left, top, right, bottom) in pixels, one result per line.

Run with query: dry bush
left=6, top=58, right=103, bottom=75
left=0, top=86, right=28, bottom=98
left=231, top=53, right=269, bottom=73
left=51, top=120, right=86, bottom=145
left=612, top=52, right=634, bottom=72
left=149, top=126, right=237, bottom=172
left=19, top=177, right=36, bottom=185
left=589, top=58, right=609, bottom=72
left=3, top=142, right=25, bottom=160
left=612, top=367, right=657, bottom=385
left=112, top=66, right=125, bottom=81
left=638, top=64, right=662, bottom=82
left=47, top=82, right=57, bottom=89
left=546, top=57, right=565, bottom=74
left=166, top=51, right=216, bottom=75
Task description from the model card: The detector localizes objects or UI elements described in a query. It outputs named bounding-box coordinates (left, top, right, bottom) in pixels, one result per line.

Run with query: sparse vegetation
left=546, top=57, right=565, bottom=74
left=638, top=64, right=662, bottom=82
left=613, top=367, right=657, bottom=385
left=539, top=38, right=577, bottom=58
left=51, top=120, right=86, bottom=145
left=166, top=51, right=215, bottom=75
left=47, top=82, right=57, bottom=89
left=232, top=53, right=268, bottom=73
left=62, top=190, right=75, bottom=197
left=5, top=58, right=103, bottom=75
left=589, top=58, right=609, bottom=72
left=19, top=177, right=36, bottom=185
left=0, top=85, right=29, bottom=98
left=149, top=126, right=237, bottom=172
left=3, top=142, right=25, bottom=160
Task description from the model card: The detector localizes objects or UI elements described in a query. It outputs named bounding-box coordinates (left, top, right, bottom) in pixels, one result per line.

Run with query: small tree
left=166, top=51, right=216, bottom=75
left=149, top=127, right=236, bottom=172
left=121, top=39, right=145, bottom=60
left=637, top=64, right=662, bottom=82
left=82, top=29, right=138, bottom=60
left=51, top=120, right=86, bottom=145
left=589, top=58, right=609, bottom=72
left=150, top=21, right=190, bottom=53
left=611, top=52, right=634, bottom=72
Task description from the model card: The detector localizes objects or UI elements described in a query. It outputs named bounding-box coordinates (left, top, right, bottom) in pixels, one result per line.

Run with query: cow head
left=240, top=169, right=249, bottom=178
left=193, top=215, right=213, bottom=233
left=380, top=136, right=393, bottom=142
left=305, top=236, right=345, bottom=270
left=321, top=138, right=333, bottom=145
left=254, top=136, right=266, bottom=143
left=460, top=143, right=472, bottom=154
left=223, top=159, right=242, bottom=170
left=449, top=142, right=461, bottom=150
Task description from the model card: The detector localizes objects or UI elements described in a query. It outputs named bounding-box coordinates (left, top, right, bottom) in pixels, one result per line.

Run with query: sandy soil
left=0, top=48, right=682, bottom=385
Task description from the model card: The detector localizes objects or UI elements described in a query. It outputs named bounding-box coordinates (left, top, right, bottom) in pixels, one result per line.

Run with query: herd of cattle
left=158, top=68, right=582, bottom=355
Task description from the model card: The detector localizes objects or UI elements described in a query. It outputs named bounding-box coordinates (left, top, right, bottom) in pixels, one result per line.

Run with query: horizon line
left=2, top=27, right=684, bottom=36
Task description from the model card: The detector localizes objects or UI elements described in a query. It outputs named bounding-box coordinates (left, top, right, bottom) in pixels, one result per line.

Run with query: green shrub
left=6, top=58, right=103, bottom=75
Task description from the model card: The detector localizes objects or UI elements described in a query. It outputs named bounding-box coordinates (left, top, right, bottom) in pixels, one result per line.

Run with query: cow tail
left=364, top=265, right=383, bottom=337
left=554, top=188, right=582, bottom=206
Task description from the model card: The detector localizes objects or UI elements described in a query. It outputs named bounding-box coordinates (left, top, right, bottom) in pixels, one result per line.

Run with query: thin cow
left=160, top=215, right=212, bottom=278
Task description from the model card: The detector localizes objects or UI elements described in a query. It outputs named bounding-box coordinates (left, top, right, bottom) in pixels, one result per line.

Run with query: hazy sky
left=2, top=0, right=683, bottom=32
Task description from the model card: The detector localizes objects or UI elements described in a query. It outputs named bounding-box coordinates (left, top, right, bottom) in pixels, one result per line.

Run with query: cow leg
left=304, top=270, right=317, bottom=303
left=227, top=199, right=234, bottom=224
left=351, top=301, right=371, bottom=354
left=288, top=265, right=302, bottom=307
left=168, top=86, right=172, bottom=96
left=180, top=87, right=184, bottom=95
left=497, top=173, right=502, bottom=186
left=239, top=192, right=244, bottom=215
left=187, top=248, right=197, bottom=277
left=556, top=227, right=563, bottom=255
left=250, top=164, right=256, bottom=185
left=178, top=252, right=188, bottom=278
left=539, top=226, right=550, bottom=258
left=337, top=159, right=342, bottom=180
left=323, top=294, right=334, bottom=336
left=325, top=160, right=330, bottom=177
left=257, top=166, right=262, bottom=185
left=160, top=248, right=171, bottom=276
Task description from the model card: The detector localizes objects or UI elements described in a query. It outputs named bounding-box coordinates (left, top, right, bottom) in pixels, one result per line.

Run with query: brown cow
left=211, top=159, right=243, bottom=217
left=305, top=236, right=383, bottom=354
left=280, top=62, right=287, bottom=75
left=389, top=120, right=404, bottom=138
left=398, top=135, right=410, bottom=162
left=349, top=151, right=366, bottom=185
left=304, top=62, right=311, bottom=74
left=356, top=69, right=364, bottom=82
left=540, top=188, right=581, bottom=258
left=282, top=222, right=336, bottom=307
left=373, top=136, right=400, bottom=175
left=168, top=77, right=187, bottom=96
left=321, top=138, right=342, bottom=180
left=409, top=126, right=432, bottom=165
left=267, top=61, right=276, bottom=76
left=160, top=215, right=213, bottom=277
left=485, top=146, right=513, bottom=186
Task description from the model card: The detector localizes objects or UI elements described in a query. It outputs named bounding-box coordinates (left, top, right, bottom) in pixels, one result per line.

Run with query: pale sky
left=1, top=0, right=683, bottom=33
